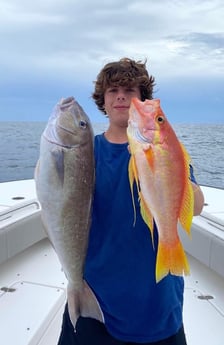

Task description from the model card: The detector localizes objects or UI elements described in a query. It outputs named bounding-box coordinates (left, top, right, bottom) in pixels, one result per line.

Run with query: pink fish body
left=127, top=98, right=194, bottom=282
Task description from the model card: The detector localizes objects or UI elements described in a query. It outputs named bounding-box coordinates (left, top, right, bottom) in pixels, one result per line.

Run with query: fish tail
left=67, top=281, right=104, bottom=330
left=80, top=281, right=104, bottom=323
left=156, top=239, right=190, bottom=282
left=67, top=288, right=81, bottom=330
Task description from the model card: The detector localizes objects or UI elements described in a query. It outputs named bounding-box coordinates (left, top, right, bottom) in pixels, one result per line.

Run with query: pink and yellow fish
left=127, top=98, right=194, bottom=282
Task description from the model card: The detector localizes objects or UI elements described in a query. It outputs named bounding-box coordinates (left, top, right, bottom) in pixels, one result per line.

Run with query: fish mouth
left=59, top=96, right=75, bottom=108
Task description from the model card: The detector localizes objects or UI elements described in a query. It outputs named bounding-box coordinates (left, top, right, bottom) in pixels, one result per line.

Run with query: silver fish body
left=35, top=97, right=103, bottom=328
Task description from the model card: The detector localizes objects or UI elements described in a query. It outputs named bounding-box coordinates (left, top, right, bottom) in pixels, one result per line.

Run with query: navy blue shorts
left=57, top=304, right=187, bottom=345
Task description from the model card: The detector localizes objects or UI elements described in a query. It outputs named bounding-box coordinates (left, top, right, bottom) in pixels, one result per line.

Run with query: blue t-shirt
left=84, top=134, right=195, bottom=342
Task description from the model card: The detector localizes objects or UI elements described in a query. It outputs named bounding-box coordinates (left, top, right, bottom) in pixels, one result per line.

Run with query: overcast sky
left=0, top=0, right=223, bottom=123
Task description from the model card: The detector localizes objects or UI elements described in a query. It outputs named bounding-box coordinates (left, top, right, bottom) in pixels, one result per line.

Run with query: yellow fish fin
left=128, top=156, right=140, bottom=226
left=179, top=143, right=194, bottom=235
left=156, top=239, right=190, bottom=283
left=179, top=180, right=194, bottom=235
left=144, top=146, right=154, bottom=170
left=139, top=191, right=154, bottom=245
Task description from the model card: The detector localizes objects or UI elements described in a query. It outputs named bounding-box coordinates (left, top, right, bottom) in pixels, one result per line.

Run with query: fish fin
left=131, top=155, right=141, bottom=194
left=179, top=143, right=194, bottom=235
left=128, top=156, right=140, bottom=226
left=129, top=148, right=154, bottom=241
left=156, top=239, right=190, bottom=282
left=144, top=146, right=154, bottom=170
left=139, top=191, right=154, bottom=245
left=80, top=280, right=104, bottom=323
left=179, top=180, right=194, bottom=235
left=67, top=281, right=104, bottom=331
left=67, top=286, right=81, bottom=330
left=51, top=148, right=65, bottom=185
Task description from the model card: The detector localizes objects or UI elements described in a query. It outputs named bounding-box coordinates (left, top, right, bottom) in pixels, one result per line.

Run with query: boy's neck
left=104, top=126, right=128, bottom=144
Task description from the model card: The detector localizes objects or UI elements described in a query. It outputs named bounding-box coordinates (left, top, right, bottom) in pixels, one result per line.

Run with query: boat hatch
left=0, top=280, right=65, bottom=345
left=184, top=287, right=224, bottom=344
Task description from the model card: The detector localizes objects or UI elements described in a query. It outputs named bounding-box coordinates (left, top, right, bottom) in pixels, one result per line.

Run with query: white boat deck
left=0, top=179, right=37, bottom=210
left=0, top=180, right=224, bottom=344
left=0, top=239, right=66, bottom=345
left=184, top=256, right=224, bottom=344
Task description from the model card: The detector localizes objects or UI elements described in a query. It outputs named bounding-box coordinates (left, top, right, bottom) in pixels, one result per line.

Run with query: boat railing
left=201, top=210, right=224, bottom=231
left=0, top=199, right=40, bottom=224
left=179, top=212, right=224, bottom=279
left=0, top=199, right=46, bottom=266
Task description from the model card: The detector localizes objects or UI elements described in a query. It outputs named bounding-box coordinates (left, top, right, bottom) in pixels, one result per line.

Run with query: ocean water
left=0, top=122, right=223, bottom=189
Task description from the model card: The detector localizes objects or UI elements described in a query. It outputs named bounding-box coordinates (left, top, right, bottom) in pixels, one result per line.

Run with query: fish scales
left=35, top=97, right=103, bottom=329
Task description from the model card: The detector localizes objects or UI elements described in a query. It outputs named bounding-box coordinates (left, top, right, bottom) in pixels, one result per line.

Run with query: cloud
left=0, top=0, right=223, bottom=122
left=1, top=0, right=223, bottom=79
left=166, top=32, right=224, bottom=58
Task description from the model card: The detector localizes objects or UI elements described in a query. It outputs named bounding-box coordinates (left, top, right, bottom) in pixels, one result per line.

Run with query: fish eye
left=156, top=115, right=165, bottom=124
left=79, top=120, right=88, bottom=129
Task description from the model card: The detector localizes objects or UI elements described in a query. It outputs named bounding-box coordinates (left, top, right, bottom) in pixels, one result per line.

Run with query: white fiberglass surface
left=184, top=255, right=224, bottom=345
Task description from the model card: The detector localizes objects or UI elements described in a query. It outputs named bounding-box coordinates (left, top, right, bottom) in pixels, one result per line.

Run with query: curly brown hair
left=92, top=57, right=156, bottom=115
